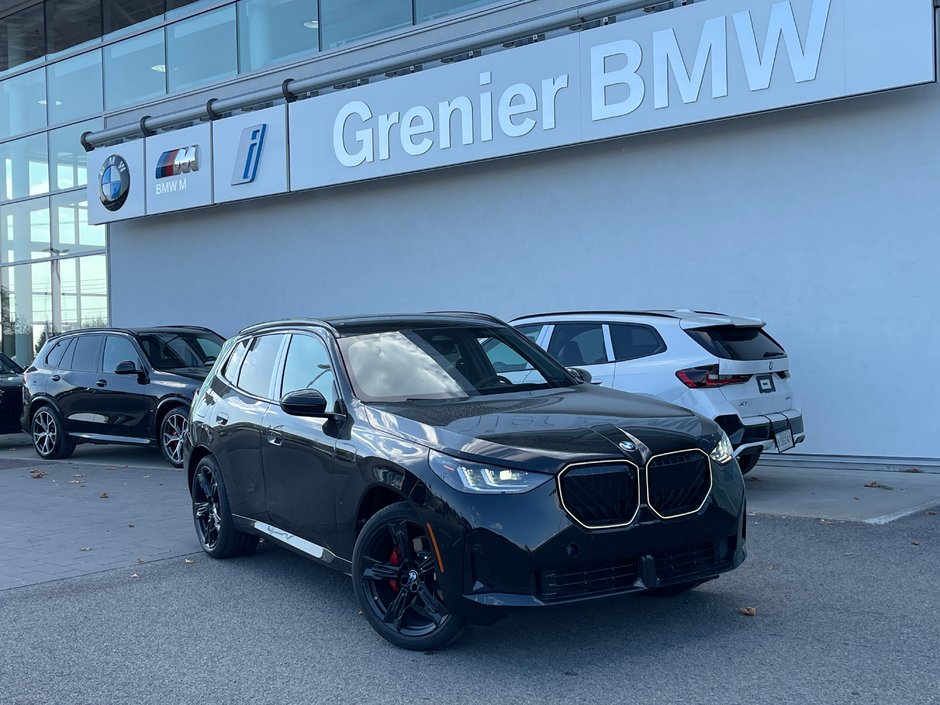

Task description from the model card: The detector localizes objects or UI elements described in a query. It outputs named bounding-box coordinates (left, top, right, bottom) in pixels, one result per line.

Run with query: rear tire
left=737, top=451, right=761, bottom=475
left=30, top=405, right=75, bottom=460
left=191, top=454, right=258, bottom=559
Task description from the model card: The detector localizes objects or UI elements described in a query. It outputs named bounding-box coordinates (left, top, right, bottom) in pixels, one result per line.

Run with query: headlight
left=709, top=431, right=734, bottom=465
left=429, top=449, right=552, bottom=494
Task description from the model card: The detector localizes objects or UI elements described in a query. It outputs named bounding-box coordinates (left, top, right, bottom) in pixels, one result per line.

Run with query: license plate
left=756, top=374, right=776, bottom=394
left=775, top=428, right=794, bottom=452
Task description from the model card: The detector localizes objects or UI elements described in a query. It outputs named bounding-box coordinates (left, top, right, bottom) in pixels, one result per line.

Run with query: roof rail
left=237, top=318, right=339, bottom=336
left=426, top=311, right=508, bottom=325
left=510, top=310, right=681, bottom=321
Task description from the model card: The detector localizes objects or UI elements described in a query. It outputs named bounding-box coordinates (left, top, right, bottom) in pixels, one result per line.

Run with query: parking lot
left=1, top=439, right=938, bottom=705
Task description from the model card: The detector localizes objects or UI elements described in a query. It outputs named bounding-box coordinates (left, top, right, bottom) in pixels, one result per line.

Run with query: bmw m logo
left=619, top=441, right=637, bottom=453
left=155, top=146, right=199, bottom=179
left=98, top=154, right=130, bottom=212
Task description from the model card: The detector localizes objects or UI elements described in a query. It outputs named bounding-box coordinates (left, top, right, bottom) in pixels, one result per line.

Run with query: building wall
left=110, top=79, right=940, bottom=460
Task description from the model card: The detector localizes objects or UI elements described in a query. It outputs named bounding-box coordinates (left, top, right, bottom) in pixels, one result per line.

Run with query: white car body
left=508, top=310, right=805, bottom=472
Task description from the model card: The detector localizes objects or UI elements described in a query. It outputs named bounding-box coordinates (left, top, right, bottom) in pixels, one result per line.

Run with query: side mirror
left=280, top=389, right=329, bottom=417
left=114, top=360, right=139, bottom=375
left=568, top=367, right=593, bottom=384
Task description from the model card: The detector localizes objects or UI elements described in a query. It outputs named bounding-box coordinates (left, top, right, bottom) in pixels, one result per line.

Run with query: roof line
left=510, top=310, right=683, bottom=322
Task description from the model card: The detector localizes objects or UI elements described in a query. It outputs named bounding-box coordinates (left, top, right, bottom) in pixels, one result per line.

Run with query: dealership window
left=46, top=50, right=103, bottom=125
left=103, top=0, right=166, bottom=36
left=103, top=28, right=166, bottom=109
left=319, top=0, right=411, bottom=49
left=0, top=261, right=52, bottom=366
left=166, top=5, right=237, bottom=93
left=547, top=324, right=608, bottom=367
left=58, top=255, right=109, bottom=330
left=51, top=193, right=105, bottom=257
left=49, top=118, right=102, bottom=191
left=0, top=5, right=45, bottom=74
left=0, top=133, right=49, bottom=201
left=45, top=0, right=102, bottom=56
left=415, top=0, right=494, bottom=22
left=0, top=68, right=47, bottom=140
left=0, top=198, right=51, bottom=264
left=238, top=0, right=318, bottom=72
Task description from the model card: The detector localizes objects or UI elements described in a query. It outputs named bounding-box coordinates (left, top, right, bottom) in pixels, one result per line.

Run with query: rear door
left=545, top=322, right=615, bottom=386
left=683, top=324, right=794, bottom=415
left=53, top=334, right=103, bottom=435
left=608, top=323, right=670, bottom=395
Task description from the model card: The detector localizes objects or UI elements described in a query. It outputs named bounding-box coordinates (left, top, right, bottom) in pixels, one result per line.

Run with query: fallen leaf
left=767, top=563, right=780, bottom=570
left=99, top=492, right=109, bottom=499
left=136, top=558, right=145, bottom=564
left=130, top=573, right=139, bottom=579
left=184, top=559, right=194, bottom=564
left=927, top=511, right=937, bottom=516
left=80, top=547, right=92, bottom=552
left=853, top=496, right=860, bottom=500
left=739, top=607, right=758, bottom=617
left=901, top=467, right=922, bottom=473
left=912, top=540, right=921, bottom=546
left=29, top=470, right=46, bottom=479
left=127, top=524, right=135, bottom=528
left=864, top=481, right=893, bottom=491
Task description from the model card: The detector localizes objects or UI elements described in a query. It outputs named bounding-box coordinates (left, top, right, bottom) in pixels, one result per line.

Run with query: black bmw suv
left=23, top=326, right=224, bottom=466
left=185, top=313, right=746, bottom=650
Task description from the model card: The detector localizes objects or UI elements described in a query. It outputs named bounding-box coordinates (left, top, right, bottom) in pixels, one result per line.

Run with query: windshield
left=136, top=331, right=224, bottom=370
left=337, top=324, right=576, bottom=402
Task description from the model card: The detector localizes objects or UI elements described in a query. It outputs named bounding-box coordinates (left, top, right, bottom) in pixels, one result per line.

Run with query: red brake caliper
left=388, top=546, right=401, bottom=592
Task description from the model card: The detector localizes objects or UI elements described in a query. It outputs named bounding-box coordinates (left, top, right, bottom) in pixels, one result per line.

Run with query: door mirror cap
left=114, top=360, right=139, bottom=375
left=568, top=367, right=593, bottom=384
left=280, top=389, right=329, bottom=417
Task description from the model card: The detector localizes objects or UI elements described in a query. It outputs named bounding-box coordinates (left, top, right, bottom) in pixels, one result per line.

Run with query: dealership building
left=1, top=0, right=938, bottom=466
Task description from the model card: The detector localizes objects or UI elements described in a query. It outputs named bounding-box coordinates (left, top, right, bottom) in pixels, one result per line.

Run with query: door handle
left=96, top=379, right=108, bottom=388
left=51, top=375, right=60, bottom=382
left=266, top=428, right=283, bottom=446
left=215, top=413, right=229, bottom=426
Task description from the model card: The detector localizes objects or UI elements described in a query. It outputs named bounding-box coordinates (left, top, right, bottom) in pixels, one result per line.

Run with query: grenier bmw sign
left=86, top=0, right=935, bottom=224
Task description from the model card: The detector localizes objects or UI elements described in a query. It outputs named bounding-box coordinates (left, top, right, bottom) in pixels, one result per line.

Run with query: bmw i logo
left=98, top=154, right=130, bottom=212
left=619, top=441, right=637, bottom=453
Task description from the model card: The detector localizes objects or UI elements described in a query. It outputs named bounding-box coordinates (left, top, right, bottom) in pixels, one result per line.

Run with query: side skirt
left=233, top=514, right=352, bottom=574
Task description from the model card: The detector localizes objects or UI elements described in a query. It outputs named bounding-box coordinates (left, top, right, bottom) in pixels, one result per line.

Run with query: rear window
left=610, top=324, right=666, bottom=361
left=44, top=337, right=74, bottom=369
left=686, top=326, right=785, bottom=360
left=70, top=335, right=103, bottom=371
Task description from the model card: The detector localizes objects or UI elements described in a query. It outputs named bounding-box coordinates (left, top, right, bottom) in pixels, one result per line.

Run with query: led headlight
left=429, top=450, right=552, bottom=494
left=709, top=431, right=734, bottom=465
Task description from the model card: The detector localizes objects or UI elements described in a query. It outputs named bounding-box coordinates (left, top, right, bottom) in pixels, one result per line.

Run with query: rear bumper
left=729, top=411, right=805, bottom=457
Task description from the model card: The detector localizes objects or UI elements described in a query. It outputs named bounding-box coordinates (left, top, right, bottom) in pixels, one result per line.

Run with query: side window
left=609, top=324, right=667, bottom=362
left=220, top=339, right=249, bottom=384
left=281, top=334, right=337, bottom=410
left=237, top=334, right=285, bottom=398
left=547, top=323, right=607, bottom=366
left=480, top=338, right=533, bottom=374
left=515, top=324, right=543, bottom=343
left=69, top=334, right=103, bottom=372
left=103, top=335, right=143, bottom=372
left=45, top=337, right=74, bottom=368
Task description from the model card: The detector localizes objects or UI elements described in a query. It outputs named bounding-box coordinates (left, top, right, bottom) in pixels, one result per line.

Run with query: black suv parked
left=0, top=352, right=25, bottom=434
left=23, top=326, right=224, bottom=466
left=185, top=313, right=747, bottom=650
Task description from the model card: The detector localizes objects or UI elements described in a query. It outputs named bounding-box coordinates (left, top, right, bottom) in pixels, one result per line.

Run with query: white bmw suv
left=508, top=310, right=804, bottom=473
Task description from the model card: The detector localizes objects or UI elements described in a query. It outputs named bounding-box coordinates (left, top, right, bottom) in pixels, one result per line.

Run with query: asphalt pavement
left=1, top=439, right=939, bottom=705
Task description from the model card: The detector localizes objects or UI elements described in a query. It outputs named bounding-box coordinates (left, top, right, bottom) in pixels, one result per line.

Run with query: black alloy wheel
left=352, top=502, right=464, bottom=651
left=191, top=455, right=258, bottom=559
left=31, top=406, right=74, bottom=460
left=160, top=407, right=189, bottom=467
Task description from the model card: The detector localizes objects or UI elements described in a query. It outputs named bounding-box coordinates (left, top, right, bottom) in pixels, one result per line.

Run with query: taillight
left=676, top=365, right=751, bottom=388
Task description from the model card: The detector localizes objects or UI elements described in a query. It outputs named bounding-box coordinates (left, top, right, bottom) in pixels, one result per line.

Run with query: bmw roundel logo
left=98, top=154, right=130, bottom=212
left=619, top=441, right=637, bottom=453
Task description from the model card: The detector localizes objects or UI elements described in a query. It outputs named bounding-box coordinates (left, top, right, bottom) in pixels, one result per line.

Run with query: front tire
left=191, top=454, right=258, bottom=559
left=159, top=406, right=189, bottom=467
left=31, top=405, right=75, bottom=460
left=352, top=502, right=465, bottom=651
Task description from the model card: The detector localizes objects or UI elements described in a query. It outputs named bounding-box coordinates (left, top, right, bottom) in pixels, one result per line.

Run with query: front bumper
left=415, top=457, right=746, bottom=622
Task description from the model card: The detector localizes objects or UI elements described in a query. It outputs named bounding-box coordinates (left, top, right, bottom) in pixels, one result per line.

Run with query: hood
left=363, top=384, right=720, bottom=474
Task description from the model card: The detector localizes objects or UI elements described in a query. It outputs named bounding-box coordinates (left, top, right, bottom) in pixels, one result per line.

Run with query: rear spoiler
left=676, top=311, right=765, bottom=330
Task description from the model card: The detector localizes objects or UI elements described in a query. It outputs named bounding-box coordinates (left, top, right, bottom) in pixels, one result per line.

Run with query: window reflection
left=104, top=28, right=166, bottom=109
left=0, top=5, right=45, bottom=74
left=45, top=0, right=102, bottom=56
left=46, top=50, right=103, bottom=125
left=319, top=0, right=411, bottom=49
left=49, top=118, right=102, bottom=191
left=104, top=0, right=166, bottom=36
left=0, top=260, right=53, bottom=366
left=0, top=198, right=51, bottom=264
left=167, top=6, right=237, bottom=93
left=416, top=0, right=494, bottom=22
left=51, top=193, right=105, bottom=257
left=58, top=254, right=109, bottom=331
left=0, top=133, right=49, bottom=201
left=238, top=0, right=318, bottom=72
left=0, top=68, right=47, bottom=140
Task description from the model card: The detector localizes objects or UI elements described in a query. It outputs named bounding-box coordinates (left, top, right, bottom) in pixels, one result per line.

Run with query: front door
left=545, top=322, right=617, bottom=387
left=93, top=334, right=155, bottom=440
left=262, top=332, right=338, bottom=545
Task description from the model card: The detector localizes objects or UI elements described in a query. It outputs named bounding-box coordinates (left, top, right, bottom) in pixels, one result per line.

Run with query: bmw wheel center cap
left=98, top=154, right=130, bottom=212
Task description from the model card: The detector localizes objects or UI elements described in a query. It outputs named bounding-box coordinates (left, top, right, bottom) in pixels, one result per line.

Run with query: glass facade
left=0, top=0, right=501, bottom=364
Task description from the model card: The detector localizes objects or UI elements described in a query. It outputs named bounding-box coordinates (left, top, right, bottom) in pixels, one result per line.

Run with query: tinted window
left=320, top=0, right=411, bottom=48
left=136, top=331, right=223, bottom=370
left=282, top=334, right=337, bottom=410
left=70, top=334, right=102, bottom=371
left=515, top=324, right=542, bottom=342
left=0, top=352, right=23, bottom=374
left=103, top=335, right=142, bottom=372
left=610, top=324, right=666, bottom=362
left=547, top=324, right=607, bottom=366
left=0, top=5, right=45, bottom=73
left=686, top=326, right=786, bottom=361
left=44, top=337, right=73, bottom=368
left=46, top=0, right=101, bottom=55
left=221, top=339, right=248, bottom=384
left=237, top=335, right=284, bottom=398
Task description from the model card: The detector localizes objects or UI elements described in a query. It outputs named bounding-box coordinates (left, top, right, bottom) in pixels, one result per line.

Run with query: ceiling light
left=151, top=63, right=166, bottom=73
left=303, top=19, right=319, bottom=29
